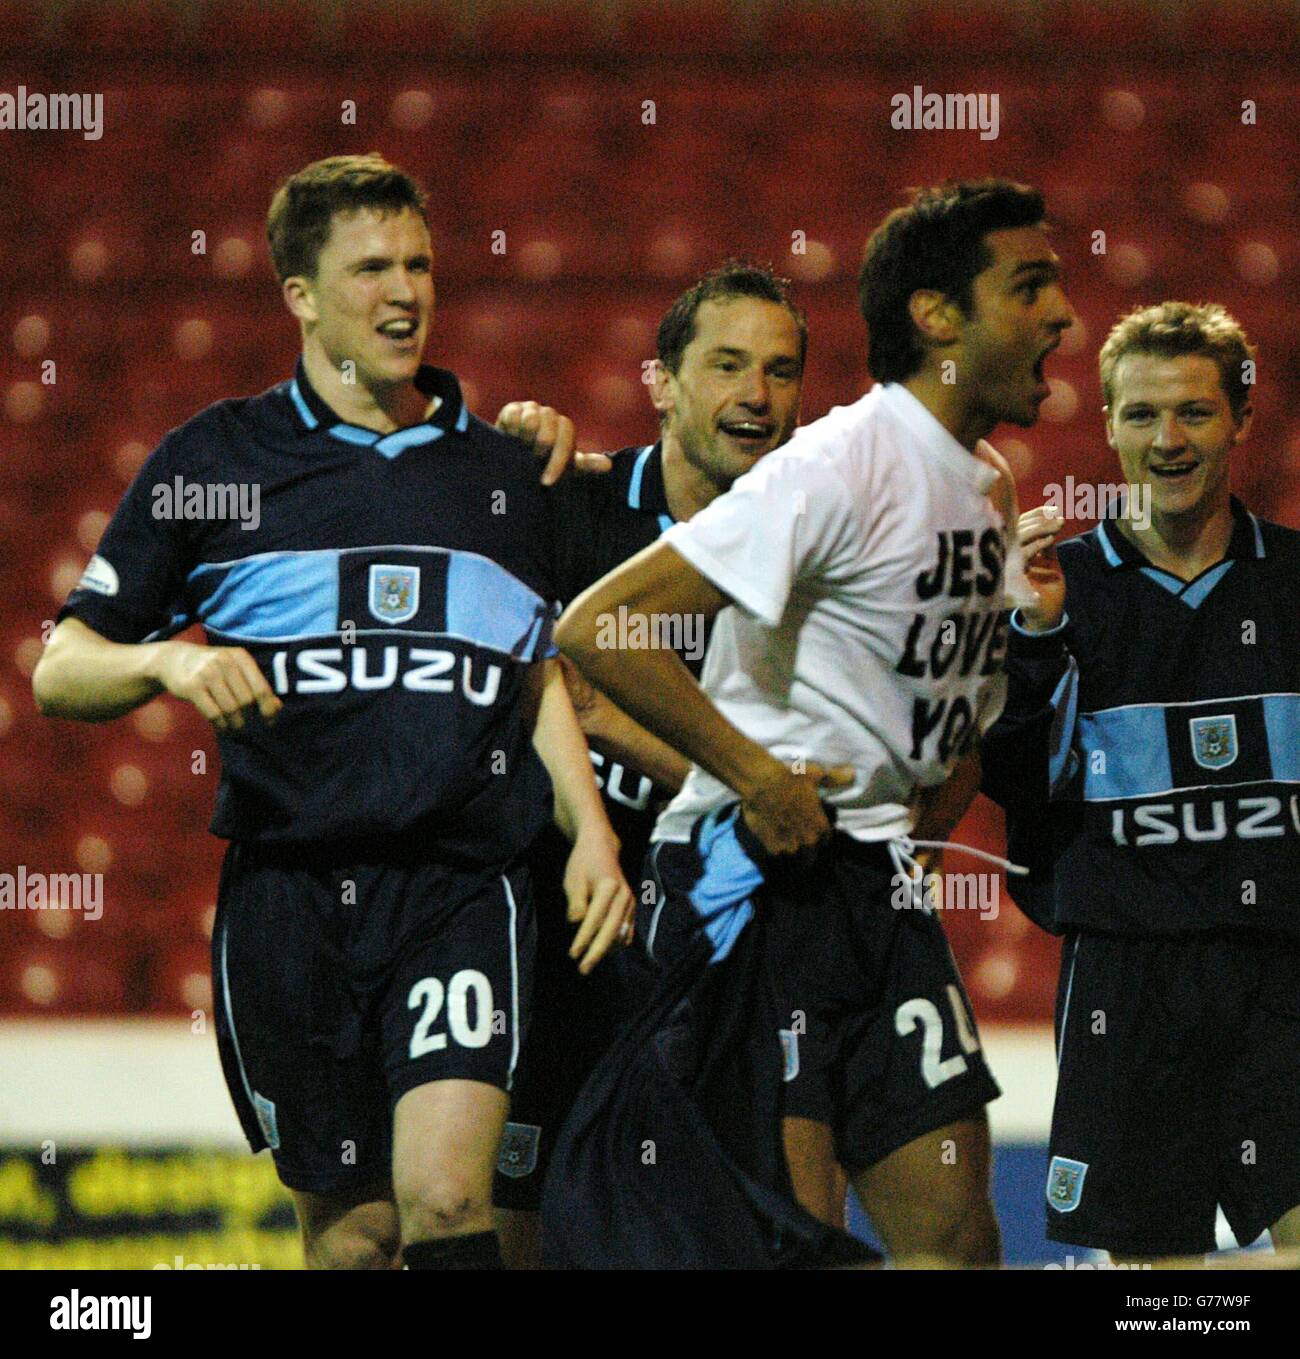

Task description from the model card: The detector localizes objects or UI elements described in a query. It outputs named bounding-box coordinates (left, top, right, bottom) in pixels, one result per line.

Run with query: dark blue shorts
left=492, top=880, right=651, bottom=1212
left=643, top=806, right=999, bottom=1175
left=212, top=840, right=534, bottom=1196
left=1048, top=928, right=1300, bottom=1256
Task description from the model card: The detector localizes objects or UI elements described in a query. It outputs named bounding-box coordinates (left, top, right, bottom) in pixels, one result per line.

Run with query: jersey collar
left=626, top=442, right=675, bottom=528
left=288, top=359, right=470, bottom=457
left=1094, top=495, right=1265, bottom=569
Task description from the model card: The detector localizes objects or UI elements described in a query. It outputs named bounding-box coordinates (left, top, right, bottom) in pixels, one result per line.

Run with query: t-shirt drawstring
left=887, top=836, right=1029, bottom=912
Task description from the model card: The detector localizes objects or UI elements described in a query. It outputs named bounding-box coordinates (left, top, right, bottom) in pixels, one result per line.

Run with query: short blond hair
left=1100, top=301, right=1256, bottom=420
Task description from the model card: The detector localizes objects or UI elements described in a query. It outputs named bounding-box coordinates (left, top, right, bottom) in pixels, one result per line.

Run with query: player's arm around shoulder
left=527, top=657, right=634, bottom=975
left=33, top=617, right=281, bottom=731
left=493, top=399, right=612, bottom=483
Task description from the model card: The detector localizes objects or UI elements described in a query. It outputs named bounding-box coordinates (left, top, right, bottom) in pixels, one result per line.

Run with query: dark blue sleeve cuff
left=1010, top=609, right=1068, bottom=639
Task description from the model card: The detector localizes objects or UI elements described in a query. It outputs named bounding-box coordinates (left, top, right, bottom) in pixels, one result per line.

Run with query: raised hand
left=1016, top=504, right=1067, bottom=631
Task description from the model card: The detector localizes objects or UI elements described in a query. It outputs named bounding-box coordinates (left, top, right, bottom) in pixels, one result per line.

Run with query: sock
left=403, top=1231, right=503, bottom=1270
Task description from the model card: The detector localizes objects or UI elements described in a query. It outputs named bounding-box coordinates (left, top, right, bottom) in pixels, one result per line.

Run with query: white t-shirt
left=653, top=381, right=1011, bottom=843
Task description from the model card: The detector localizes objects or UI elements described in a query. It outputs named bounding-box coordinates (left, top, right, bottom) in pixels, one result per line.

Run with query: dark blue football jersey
left=58, top=362, right=558, bottom=865
left=982, top=498, right=1300, bottom=937
left=545, top=443, right=703, bottom=883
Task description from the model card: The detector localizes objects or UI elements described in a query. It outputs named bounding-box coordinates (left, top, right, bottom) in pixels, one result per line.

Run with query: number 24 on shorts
left=408, top=971, right=496, bottom=1057
left=895, top=985, right=981, bottom=1088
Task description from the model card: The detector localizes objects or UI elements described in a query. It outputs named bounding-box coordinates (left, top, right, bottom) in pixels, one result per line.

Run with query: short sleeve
left=660, top=444, right=854, bottom=627
left=57, top=435, right=195, bottom=643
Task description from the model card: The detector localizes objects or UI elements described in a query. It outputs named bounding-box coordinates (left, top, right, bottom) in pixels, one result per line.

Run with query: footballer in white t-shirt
left=654, top=380, right=1010, bottom=847
left=557, top=180, right=1075, bottom=1264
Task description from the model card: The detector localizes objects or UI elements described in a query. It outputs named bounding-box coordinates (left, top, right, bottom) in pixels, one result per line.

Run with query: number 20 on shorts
left=408, top=971, right=495, bottom=1057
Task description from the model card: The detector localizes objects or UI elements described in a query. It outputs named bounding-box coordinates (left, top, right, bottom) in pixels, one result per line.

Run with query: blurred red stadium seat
left=1, top=940, right=134, bottom=1014
left=477, top=2, right=603, bottom=56
left=760, top=1, right=885, bottom=57
left=329, top=0, right=457, bottom=58
left=193, top=0, right=327, bottom=60
left=618, top=0, right=751, bottom=55
left=900, top=0, right=1031, bottom=55
left=1178, top=0, right=1300, bottom=54
left=146, top=940, right=215, bottom=1015
left=0, top=1, right=50, bottom=59
left=56, top=0, right=187, bottom=59
left=1040, top=0, right=1165, bottom=53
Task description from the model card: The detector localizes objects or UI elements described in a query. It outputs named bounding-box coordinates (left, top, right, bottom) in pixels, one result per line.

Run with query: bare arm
left=555, top=541, right=850, bottom=857
left=33, top=617, right=167, bottom=721
left=32, top=617, right=281, bottom=730
left=529, top=658, right=634, bottom=973
left=911, top=749, right=982, bottom=846
left=558, top=655, right=690, bottom=795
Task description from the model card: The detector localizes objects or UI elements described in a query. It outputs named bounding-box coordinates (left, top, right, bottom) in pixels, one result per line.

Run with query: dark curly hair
left=858, top=180, right=1046, bottom=383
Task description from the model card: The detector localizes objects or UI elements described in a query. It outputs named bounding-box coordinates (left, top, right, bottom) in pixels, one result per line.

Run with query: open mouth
left=1150, top=461, right=1199, bottom=480
left=377, top=318, right=419, bottom=345
left=1031, top=339, right=1060, bottom=395
left=719, top=419, right=774, bottom=448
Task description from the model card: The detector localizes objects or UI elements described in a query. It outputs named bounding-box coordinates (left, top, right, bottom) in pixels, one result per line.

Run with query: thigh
left=1269, top=1204, right=1300, bottom=1250
left=392, top=1077, right=510, bottom=1215
left=1047, top=932, right=1217, bottom=1257
left=852, top=1114, right=994, bottom=1258
left=213, top=846, right=391, bottom=1197
left=1220, top=937, right=1300, bottom=1249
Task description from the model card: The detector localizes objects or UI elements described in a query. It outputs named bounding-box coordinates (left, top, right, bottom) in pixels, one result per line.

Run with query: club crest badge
left=1046, top=1156, right=1087, bottom=1213
left=496, top=1122, right=541, bottom=1179
left=368, top=564, right=419, bottom=625
left=1190, top=714, right=1237, bottom=770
